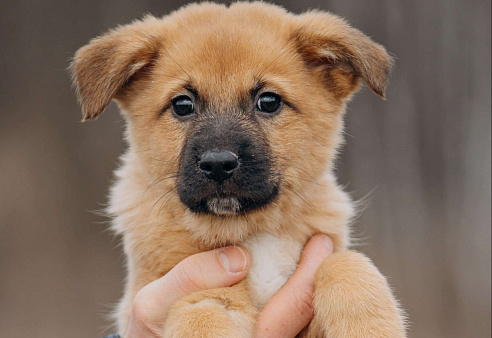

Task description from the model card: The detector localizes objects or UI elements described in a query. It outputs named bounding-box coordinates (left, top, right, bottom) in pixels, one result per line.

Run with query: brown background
left=0, top=0, right=490, bottom=337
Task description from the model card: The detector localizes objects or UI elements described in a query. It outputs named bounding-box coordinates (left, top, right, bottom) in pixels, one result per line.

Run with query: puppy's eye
left=172, top=95, right=194, bottom=117
left=257, top=92, right=282, bottom=114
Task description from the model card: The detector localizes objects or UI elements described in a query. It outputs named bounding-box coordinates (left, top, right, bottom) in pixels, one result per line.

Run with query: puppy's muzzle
left=199, top=150, right=239, bottom=183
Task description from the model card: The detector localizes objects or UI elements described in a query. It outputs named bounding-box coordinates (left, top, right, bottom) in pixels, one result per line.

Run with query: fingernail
left=218, top=246, right=247, bottom=273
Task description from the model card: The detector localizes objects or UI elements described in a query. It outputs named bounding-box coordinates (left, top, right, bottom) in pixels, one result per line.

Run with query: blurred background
left=0, top=0, right=490, bottom=337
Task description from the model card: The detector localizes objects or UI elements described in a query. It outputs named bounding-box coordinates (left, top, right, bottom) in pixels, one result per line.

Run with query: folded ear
left=292, top=11, right=394, bottom=99
left=69, top=16, right=162, bottom=121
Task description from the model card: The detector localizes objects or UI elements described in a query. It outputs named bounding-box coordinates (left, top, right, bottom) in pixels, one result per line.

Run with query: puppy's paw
left=163, top=289, right=256, bottom=338
left=304, top=250, right=407, bottom=338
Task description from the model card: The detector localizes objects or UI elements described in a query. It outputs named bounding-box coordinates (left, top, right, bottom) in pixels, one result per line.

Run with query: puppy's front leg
left=301, top=251, right=406, bottom=338
left=163, top=282, right=257, bottom=338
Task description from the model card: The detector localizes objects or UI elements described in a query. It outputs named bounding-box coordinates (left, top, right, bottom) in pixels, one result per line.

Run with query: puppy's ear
left=292, top=12, right=394, bottom=99
left=70, top=16, right=162, bottom=121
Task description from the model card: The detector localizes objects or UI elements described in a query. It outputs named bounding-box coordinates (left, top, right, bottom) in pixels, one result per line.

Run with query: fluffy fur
left=71, top=2, right=406, bottom=337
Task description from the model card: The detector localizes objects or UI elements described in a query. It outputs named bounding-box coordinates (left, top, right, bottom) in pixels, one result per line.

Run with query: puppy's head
left=71, top=2, right=392, bottom=218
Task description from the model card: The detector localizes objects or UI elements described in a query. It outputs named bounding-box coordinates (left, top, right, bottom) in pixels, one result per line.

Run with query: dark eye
left=172, top=95, right=194, bottom=117
left=257, top=92, right=282, bottom=114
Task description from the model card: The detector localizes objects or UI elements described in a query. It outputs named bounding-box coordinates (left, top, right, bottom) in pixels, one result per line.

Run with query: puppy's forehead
left=156, top=7, right=296, bottom=105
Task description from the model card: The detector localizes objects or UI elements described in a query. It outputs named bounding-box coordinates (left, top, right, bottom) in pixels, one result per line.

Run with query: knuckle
left=172, top=257, right=203, bottom=293
left=131, top=289, right=154, bottom=324
left=292, top=286, right=315, bottom=322
left=130, top=289, right=163, bottom=335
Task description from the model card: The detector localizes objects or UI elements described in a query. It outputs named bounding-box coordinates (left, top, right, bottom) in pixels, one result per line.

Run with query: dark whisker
left=154, top=188, right=178, bottom=224
left=283, top=173, right=328, bottom=187
left=146, top=187, right=176, bottom=222
left=289, top=186, right=334, bottom=223
left=140, top=173, right=180, bottom=206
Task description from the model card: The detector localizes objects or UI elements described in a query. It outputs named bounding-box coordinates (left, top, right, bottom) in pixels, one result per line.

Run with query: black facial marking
left=176, top=113, right=280, bottom=216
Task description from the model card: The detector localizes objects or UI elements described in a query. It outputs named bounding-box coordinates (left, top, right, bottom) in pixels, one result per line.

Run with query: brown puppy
left=71, top=2, right=406, bottom=337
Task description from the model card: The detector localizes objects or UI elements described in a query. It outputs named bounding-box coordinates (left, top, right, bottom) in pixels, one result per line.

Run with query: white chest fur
left=242, top=233, right=303, bottom=309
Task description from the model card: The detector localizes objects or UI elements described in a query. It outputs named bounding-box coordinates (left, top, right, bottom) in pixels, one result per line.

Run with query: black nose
left=199, top=150, right=239, bottom=183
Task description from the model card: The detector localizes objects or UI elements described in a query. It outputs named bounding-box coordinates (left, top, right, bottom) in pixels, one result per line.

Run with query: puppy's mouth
left=206, top=197, right=240, bottom=216
left=184, top=185, right=279, bottom=217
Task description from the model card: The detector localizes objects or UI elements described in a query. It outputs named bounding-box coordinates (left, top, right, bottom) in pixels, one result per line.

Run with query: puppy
left=71, top=2, right=406, bottom=337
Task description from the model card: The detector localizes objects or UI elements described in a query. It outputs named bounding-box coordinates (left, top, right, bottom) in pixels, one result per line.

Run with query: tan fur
left=71, top=2, right=405, bottom=337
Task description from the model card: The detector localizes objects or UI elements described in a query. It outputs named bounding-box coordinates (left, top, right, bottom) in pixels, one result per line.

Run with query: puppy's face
left=71, top=3, right=391, bottom=218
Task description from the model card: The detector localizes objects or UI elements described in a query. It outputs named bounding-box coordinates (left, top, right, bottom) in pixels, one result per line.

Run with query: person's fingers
left=255, top=234, right=334, bottom=338
left=127, top=246, right=250, bottom=337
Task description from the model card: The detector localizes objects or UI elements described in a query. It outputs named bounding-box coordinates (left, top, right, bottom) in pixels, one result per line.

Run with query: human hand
left=125, top=234, right=333, bottom=337
left=254, top=234, right=333, bottom=337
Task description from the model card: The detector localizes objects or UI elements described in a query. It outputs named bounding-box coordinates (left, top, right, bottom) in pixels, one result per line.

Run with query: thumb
left=128, top=246, right=250, bottom=336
